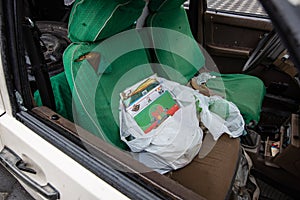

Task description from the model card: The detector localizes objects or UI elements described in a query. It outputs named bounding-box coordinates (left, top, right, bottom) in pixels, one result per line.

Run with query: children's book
left=121, top=77, right=180, bottom=133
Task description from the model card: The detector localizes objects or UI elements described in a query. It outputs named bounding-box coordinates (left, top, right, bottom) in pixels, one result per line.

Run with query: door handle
left=16, top=160, right=37, bottom=174
left=0, top=147, right=60, bottom=200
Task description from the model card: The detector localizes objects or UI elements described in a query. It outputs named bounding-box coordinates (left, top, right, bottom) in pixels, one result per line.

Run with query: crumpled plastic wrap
left=120, top=75, right=245, bottom=173
left=64, top=0, right=75, bottom=6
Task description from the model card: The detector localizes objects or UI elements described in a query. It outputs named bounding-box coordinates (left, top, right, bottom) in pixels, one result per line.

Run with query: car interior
left=3, top=0, right=300, bottom=199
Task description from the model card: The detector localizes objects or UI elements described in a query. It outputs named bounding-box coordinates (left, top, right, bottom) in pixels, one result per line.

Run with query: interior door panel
left=201, top=7, right=273, bottom=73
left=186, top=0, right=274, bottom=73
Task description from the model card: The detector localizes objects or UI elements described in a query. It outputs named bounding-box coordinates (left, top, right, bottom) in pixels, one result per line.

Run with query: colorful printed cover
left=121, top=77, right=180, bottom=133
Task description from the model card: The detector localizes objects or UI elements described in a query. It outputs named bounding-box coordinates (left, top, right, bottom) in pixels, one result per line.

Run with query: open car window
left=1, top=0, right=300, bottom=199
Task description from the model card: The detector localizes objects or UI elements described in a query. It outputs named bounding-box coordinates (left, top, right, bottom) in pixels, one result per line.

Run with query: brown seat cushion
left=167, top=134, right=241, bottom=200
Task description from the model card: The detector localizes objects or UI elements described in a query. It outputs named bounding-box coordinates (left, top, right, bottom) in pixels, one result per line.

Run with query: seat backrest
left=63, top=0, right=206, bottom=148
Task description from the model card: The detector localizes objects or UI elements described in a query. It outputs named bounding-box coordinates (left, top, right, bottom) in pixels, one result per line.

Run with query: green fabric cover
left=63, top=40, right=153, bottom=149
left=68, top=0, right=145, bottom=42
left=148, top=0, right=186, bottom=11
left=146, top=6, right=203, bottom=81
left=61, top=0, right=207, bottom=149
left=206, top=73, right=266, bottom=124
left=34, top=72, right=74, bottom=122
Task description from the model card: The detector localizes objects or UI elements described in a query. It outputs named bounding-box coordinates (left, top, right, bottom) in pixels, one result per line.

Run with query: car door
left=0, top=11, right=129, bottom=200
left=0, top=78, right=6, bottom=116
left=0, top=101, right=129, bottom=200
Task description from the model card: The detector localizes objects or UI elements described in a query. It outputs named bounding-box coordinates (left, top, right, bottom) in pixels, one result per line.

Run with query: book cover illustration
left=121, top=77, right=180, bottom=133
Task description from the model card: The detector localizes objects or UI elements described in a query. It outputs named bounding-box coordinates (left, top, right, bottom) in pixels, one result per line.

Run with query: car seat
left=35, top=0, right=265, bottom=136
left=34, top=0, right=265, bottom=198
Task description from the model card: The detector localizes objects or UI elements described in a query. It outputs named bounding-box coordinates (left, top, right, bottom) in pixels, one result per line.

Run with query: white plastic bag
left=194, top=94, right=245, bottom=140
left=120, top=75, right=244, bottom=173
left=64, top=0, right=75, bottom=6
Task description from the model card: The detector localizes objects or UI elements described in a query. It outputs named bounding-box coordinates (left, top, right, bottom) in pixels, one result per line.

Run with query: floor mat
left=256, top=179, right=295, bottom=200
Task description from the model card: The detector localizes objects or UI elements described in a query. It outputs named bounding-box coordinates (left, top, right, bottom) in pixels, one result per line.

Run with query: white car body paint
left=0, top=50, right=129, bottom=200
